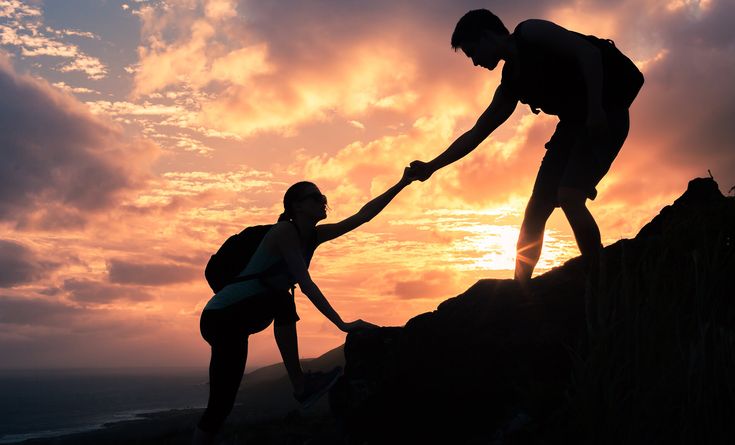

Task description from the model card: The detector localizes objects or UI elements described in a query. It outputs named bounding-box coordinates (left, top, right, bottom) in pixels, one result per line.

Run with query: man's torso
left=501, top=20, right=643, bottom=119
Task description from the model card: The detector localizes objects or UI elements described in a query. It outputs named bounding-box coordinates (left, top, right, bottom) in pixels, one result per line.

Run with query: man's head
left=451, top=9, right=509, bottom=71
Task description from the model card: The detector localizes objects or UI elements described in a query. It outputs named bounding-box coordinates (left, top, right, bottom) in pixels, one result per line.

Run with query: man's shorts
left=532, top=109, right=630, bottom=206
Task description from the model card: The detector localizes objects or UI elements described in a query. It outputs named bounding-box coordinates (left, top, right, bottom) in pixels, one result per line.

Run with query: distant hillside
left=331, top=177, right=735, bottom=445
left=242, top=344, right=345, bottom=386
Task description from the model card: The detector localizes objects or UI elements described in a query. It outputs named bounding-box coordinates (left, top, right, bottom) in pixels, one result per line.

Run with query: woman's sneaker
left=294, top=366, right=343, bottom=409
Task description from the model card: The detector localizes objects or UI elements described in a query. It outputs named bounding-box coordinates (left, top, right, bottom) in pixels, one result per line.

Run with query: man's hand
left=407, top=160, right=434, bottom=182
left=399, top=166, right=419, bottom=187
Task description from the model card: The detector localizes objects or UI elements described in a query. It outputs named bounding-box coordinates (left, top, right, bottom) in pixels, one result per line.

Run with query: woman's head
left=278, top=181, right=328, bottom=222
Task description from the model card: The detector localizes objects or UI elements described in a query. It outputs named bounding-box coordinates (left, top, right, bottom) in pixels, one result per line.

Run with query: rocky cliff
left=330, top=177, right=735, bottom=445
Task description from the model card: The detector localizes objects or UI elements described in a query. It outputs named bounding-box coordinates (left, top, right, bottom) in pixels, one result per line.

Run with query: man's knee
left=525, top=194, right=555, bottom=219
left=557, top=187, right=587, bottom=212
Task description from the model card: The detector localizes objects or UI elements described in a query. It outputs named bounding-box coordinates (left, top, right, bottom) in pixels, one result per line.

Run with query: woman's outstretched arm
left=316, top=167, right=415, bottom=244
left=273, top=223, right=375, bottom=332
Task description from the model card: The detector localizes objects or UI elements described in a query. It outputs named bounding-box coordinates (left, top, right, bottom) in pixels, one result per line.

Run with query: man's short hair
left=451, top=9, right=509, bottom=50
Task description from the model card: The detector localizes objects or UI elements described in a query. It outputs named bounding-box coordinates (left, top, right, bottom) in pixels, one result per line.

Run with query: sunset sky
left=1, top=0, right=734, bottom=371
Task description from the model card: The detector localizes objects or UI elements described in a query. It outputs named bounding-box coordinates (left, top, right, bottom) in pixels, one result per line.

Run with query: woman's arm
left=315, top=167, right=415, bottom=244
left=298, top=279, right=375, bottom=332
left=273, top=223, right=375, bottom=332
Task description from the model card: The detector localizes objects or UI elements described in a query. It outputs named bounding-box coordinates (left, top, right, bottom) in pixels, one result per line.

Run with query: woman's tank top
left=203, top=223, right=316, bottom=311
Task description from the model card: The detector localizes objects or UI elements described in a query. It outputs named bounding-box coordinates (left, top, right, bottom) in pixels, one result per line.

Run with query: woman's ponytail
left=277, top=211, right=290, bottom=222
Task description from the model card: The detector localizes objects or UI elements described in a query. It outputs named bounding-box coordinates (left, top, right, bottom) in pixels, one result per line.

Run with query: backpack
left=510, top=21, right=644, bottom=115
left=204, top=224, right=280, bottom=293
left=204, top=222, right=318, bottom=293
left=580, top=34, right=645, bottom=109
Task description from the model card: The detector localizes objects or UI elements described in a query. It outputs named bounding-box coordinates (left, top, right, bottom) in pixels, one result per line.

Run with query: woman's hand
left=340, top=319, right=379, bottom=333
left=399, top=166, right=419, bottom=187
left=407, top=160, right=434, bottom=182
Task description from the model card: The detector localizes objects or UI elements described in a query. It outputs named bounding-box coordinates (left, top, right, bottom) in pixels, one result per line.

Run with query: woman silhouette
left=193, top=168, right=416, bottom=444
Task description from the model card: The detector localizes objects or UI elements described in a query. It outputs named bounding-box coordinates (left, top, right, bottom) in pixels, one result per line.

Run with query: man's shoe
left=294, top=366, right=342, bottom=409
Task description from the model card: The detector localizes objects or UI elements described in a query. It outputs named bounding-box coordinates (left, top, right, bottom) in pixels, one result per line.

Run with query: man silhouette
left=409, top=9, right=643, bottom=286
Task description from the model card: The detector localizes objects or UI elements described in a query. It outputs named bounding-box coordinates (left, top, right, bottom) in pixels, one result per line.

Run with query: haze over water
left=0, top=368, right=208, bottom=443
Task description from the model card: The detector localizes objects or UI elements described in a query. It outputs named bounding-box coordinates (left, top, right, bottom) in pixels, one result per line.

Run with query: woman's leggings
left=197, top=290, right=299, bottom=433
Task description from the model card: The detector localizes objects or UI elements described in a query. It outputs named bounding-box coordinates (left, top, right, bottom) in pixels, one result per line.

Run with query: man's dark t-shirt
left=501, top=20, right=643, bottom=120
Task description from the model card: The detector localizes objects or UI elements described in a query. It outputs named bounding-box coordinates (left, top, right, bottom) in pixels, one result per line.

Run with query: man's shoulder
left=512, top=19, right=552, bottom=34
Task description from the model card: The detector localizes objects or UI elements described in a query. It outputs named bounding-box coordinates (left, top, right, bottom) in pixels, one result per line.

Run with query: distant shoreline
left=0, top=368, right=210, bottom=445
left=1, top=348, right=344, bottom=444
left=0, top=405, right=206, bottom=444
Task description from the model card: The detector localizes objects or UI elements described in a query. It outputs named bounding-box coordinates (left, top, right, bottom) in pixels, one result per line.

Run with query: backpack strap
left=226, top=220, right=314, bottom=297
left=288, top=219, right=317, bottom=249
left=285, top=221, right=319, bottom=296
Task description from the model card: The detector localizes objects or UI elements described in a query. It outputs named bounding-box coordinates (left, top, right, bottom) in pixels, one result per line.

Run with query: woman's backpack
left=204, top=225, right=276, bottom=293
left=204, top=222, right=317, bottom=293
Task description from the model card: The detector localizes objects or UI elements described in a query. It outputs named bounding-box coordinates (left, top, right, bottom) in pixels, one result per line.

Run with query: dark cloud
left=63, top=278, right=155, bottom=304
left=0, top=240, right=59, bottom=287
left=236, top=0, right=555, bottom=86
left=0, top=296, right=77, bottom=325
left=0, top=296, right=196, bottom=368
left=625, top=0, right=735, bottom=187
left=237, top=0, right=560, bottom=54
left=0, top=54, right=157, bottom=230
left=107, top=259, right=200, bottom=286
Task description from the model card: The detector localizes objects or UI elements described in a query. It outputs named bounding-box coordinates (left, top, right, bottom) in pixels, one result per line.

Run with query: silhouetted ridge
left=330, top=177, right=734, bottom=445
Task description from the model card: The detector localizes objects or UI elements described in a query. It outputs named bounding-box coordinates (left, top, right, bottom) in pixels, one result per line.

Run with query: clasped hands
left=400, top=160, right=434, bottom=185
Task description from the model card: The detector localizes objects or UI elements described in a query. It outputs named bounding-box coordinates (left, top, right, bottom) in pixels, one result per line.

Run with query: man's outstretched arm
left=410, top=84, right=517, bottom=181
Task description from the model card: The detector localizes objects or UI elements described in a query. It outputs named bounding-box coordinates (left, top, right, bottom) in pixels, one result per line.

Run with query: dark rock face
left=330, top=178, right=735, bottom=445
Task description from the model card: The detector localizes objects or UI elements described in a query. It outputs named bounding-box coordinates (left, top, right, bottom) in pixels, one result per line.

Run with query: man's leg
left=557, top=109, right=628, bottom=261
left=557, top=186, right=605, bottom=338
left=557, top=186, right=602, bottom=263
left=274, top=322, right=305, bottom=394
left=516, top=118, right=573, bottom=285
left=515, top=195, right=556, bottom=283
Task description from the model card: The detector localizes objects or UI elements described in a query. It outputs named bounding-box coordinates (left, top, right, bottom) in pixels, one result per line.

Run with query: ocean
left=0, top=368, right=210, bottom=444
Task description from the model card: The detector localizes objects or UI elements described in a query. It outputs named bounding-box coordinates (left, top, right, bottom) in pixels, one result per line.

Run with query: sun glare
left=451, top=225, right=520, bottom=271
left=448, top=224, right=577, bottom=274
